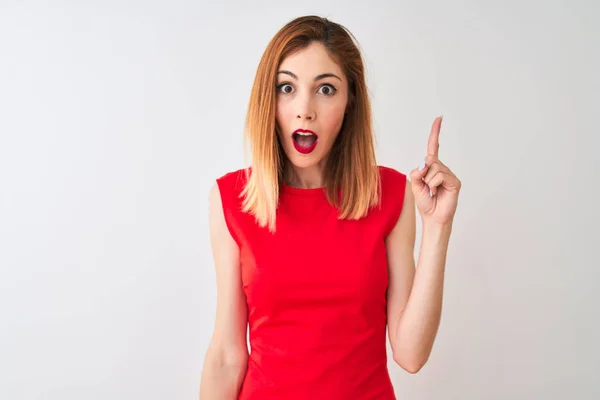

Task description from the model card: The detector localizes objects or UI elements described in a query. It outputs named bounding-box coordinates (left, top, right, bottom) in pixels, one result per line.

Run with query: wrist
left=422, top=219, right=453, bottom=237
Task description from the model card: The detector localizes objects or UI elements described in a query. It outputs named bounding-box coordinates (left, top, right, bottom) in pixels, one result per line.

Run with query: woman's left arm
left=386, top=116, right=462, bottom=374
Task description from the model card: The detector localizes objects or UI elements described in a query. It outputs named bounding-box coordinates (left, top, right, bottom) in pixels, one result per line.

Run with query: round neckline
left=281, top=182, right=327, bottom=197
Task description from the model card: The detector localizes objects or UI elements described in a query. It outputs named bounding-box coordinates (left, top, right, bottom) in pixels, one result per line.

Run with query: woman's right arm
left=199, top=183, right=249, bottom=399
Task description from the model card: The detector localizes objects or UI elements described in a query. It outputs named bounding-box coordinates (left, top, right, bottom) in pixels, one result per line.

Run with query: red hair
left=241, top=15, right=380, bottom=232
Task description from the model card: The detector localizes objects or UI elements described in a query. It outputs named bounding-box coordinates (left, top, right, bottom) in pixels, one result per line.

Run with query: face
left=275, top=41, right=349, bottom=171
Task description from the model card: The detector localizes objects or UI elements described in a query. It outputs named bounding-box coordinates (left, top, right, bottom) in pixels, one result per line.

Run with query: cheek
left=276, top=101, right=294, bottom=132
left=320, top=103, right=347, bottom=136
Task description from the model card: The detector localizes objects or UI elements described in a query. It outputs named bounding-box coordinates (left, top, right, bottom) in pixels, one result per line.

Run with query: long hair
left=241, top=15, right=381, bottom=233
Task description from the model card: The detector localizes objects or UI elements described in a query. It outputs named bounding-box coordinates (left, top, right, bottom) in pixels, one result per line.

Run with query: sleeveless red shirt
left=216, top=165, right=407, bottom=399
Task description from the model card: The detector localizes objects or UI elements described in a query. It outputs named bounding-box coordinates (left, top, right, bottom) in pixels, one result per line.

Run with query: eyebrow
left=277, top=70, right=342, bottom=82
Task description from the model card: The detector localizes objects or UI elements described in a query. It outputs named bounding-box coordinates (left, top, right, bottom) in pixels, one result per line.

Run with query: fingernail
left=418, top=162, right=426, bottom=171
left=429, top=188, right=433, bottom=197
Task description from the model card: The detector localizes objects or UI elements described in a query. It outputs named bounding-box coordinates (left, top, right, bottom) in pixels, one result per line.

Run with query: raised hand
left=410, top=116, right=462, bottom=225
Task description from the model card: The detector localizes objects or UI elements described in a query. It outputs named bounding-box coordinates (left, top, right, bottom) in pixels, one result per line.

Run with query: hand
left=410, top=116, right=462, bottom=225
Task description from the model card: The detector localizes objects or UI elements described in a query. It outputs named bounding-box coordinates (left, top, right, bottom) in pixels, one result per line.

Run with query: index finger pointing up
left=427, top=115, right=443, bottom=157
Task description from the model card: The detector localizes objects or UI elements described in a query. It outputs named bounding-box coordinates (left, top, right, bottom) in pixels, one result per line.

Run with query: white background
left=1, top=0, right=598, bottom=399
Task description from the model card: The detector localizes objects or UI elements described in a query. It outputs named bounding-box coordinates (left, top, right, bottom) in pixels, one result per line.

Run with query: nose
left=297, top=111, right=314, bottom=120
left=296, top=96, right=316, bottom=121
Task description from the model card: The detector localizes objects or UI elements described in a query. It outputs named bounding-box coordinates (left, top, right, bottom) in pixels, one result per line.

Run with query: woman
left=200, top=15, right=461, bottom=399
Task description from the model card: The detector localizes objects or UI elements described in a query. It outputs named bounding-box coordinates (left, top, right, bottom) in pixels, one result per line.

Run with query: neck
left=283, top=161, right=326, bottom=189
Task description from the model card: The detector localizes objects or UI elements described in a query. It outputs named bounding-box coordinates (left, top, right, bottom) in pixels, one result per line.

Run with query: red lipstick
left=292, top=129, right=318, bottom=154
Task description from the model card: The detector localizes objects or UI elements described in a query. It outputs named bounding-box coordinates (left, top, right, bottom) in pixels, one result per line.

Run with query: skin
left=275, top=41, right=349, bottom=189
left=199, top=42, right=462, bottom=398
left=386, top=116, right=462, bottom=373
left=199, top=184, right=248, bottom=399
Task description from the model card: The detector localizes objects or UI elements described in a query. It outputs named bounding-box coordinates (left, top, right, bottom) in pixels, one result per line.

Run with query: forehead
left=278, top=42, right=344, bottom=79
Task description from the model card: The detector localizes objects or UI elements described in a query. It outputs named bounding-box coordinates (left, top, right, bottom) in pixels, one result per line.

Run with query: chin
left=285, top=152, right=325, bottom=169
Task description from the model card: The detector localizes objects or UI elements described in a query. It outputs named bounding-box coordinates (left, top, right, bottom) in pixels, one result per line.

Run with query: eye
left=277, top=83, right=294, bottom=94
left=318, top=84, right=337, bottom=96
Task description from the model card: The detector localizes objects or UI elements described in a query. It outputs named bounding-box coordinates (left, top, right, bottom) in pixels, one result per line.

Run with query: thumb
left=410, top=161, right=430, bottom=197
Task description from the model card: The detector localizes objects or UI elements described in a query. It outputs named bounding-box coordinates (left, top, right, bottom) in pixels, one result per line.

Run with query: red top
left=216, top=165, right=407, bottom=399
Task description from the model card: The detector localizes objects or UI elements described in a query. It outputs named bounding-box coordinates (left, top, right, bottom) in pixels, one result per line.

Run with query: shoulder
left=214, top=167, right=250, bottom=197
left=378, top=164, right=406, bottom=178
left=377, top=165, right=408, bottom=191
left=210, top=169, right=249, bottom=247
left=209, top=167, right=249, bottom=210
left=216, top=167, right=249, bottom=188
left=377, top=165, right=411, bottom=235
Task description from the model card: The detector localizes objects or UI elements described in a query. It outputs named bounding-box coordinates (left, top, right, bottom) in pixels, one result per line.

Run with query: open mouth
left=293, top=132, right=317, bottom=147
left=292, top=129, right=318, bottom=154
